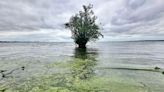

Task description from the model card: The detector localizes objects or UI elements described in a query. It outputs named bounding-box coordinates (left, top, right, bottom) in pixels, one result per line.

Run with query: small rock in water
left=154, top=67, right=160, bottom=70
left=21, top=66, right=25, bottom=70
left=0, top=70, right=7, bottom=73
left=162, top=71, right=164, bottom=75
left=2, top=74, right=5, bottom=78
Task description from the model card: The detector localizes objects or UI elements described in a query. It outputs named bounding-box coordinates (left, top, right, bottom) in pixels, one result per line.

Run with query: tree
left=65, top=4, right=103, bottom=48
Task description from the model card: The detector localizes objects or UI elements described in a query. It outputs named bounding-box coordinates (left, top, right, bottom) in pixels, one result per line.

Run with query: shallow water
left=0, top=41, right=164, bottom=92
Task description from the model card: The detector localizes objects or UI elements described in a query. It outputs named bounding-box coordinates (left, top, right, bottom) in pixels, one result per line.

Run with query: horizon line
left=0, top=40, right=164, bottom=43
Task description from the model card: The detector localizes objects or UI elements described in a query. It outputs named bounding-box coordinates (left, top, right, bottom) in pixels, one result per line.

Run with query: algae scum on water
left=1, top=58, right=163, bottom=92
left=0, top=59, right=152, bottom=92
left=1, top=42, right=164, bottom=92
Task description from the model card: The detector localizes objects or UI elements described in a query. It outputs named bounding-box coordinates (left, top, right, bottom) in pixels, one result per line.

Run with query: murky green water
left=0, top=42, right=164, bottom=92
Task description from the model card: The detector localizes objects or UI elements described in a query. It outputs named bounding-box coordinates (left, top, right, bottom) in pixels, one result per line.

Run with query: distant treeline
left=0, top=41, right=42, bottom=43
left=0, top=40, right=164, bottom=43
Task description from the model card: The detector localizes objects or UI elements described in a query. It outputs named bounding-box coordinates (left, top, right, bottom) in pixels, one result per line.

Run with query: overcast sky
left=0, top=0, right=164, bottom=42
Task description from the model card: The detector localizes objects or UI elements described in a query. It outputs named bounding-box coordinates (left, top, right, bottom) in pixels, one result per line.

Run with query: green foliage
left=65, top=4, right=103, bottom=48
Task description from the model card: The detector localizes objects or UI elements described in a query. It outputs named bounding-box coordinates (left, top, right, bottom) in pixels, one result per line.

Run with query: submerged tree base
left=78, top=44, right=86, bottom=48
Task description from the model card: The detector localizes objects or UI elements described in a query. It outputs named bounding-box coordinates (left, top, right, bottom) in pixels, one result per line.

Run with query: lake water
left=0, top=41, right=164, bottom=92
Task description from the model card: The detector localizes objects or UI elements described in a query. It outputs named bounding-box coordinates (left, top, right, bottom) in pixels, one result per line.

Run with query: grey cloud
left=102, top=0, right=164, bottom=41
left=0, top=0, right=164, bottom=41
left=111, top=0, right=164, bottom=26
left=126, top=0, right=145, bottom=9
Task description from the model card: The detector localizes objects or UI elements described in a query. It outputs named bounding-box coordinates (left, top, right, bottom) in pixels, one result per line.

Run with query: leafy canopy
left=65, top=4, right=103, bottom=44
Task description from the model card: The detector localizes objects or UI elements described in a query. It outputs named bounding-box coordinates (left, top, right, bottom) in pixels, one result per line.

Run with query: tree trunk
left=75, top=38, right=88, bottom=48
left=78, top=43, right=86, bottom=48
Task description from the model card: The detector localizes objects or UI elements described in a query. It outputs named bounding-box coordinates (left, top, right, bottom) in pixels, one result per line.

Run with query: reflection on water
left=74, top=48, right=88, bottom=59
left=72, top=48, right=97, bottom=79
left=74, top=47, right=98, bottom=60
